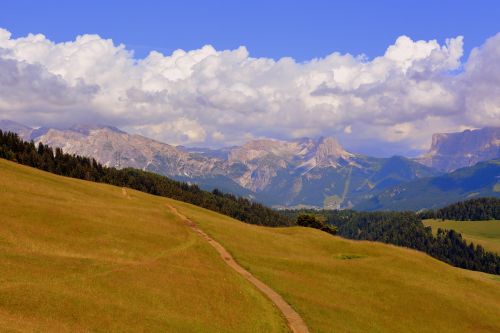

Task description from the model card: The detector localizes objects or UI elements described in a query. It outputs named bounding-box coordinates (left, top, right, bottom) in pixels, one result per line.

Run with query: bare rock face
left=225, top=137, right=353, bottom=191
left=34, top=125, right=224, bottom=178
left=417, top=127, right=500, bottom=172
left=307, top=137, right=353, bottom=168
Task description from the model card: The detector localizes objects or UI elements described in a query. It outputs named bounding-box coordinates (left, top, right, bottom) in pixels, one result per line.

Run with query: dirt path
left=166, top=204, right=310, bottom=333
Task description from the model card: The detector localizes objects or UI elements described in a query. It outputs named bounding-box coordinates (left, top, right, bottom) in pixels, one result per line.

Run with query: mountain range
left=1, top=119, right=499, bottom=210
left=416, top=127, right=500, bottom=172
left=356, top=159, right=500, bottom=211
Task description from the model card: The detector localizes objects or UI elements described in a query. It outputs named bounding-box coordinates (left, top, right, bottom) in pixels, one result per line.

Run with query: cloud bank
left=0, top=27, right=499, bottom=154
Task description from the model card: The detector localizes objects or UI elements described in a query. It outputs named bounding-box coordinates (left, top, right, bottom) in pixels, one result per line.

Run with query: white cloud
left=460, top=33, right=500, bottom=127
left=0, top=27, right=499, bottom=153
left=212, top=130, right=225, bottom=141
left=133, top=118, right=207, bottom=145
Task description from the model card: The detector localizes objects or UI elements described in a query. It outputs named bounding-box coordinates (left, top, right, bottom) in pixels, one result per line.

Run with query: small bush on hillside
left=297, top=214, right=337, bottom=235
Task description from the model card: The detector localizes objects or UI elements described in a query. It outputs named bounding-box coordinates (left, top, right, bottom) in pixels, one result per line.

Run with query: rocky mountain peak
left=229, top=138, right=299, bottom=163
left=315, top=136, right=349, bottom=159
left=295, top=136, right=352, bottom=171
left=417, top=127, right=500, bottom=171
left=228, top=136, right=350, bottom=163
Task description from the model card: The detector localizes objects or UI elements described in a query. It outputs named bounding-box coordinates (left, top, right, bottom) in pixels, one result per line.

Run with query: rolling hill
left=175, top=201, right=500, bottom=333
left=0, top=159, right=286, bottom=332
left=1, top=158, right=500, bottom=332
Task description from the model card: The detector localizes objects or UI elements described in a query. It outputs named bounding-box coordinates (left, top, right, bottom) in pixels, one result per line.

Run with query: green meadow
left=424, top=219, right=500, bottom=254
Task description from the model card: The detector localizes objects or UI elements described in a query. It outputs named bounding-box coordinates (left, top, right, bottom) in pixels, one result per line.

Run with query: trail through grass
left=167, top=204, right=310, bottom=333
left=175, top=201, right=500, bottom=333
left=0, top=159, right=287, bottom=332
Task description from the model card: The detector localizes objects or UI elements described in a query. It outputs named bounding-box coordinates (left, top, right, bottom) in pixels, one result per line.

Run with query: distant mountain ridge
left=355, top=159, right=500, bottom=211
left=0, top=120, right=34, bottom=140
left=0, top=120, right=443, bottom=208
left=416, top=127, right=500, bottom=172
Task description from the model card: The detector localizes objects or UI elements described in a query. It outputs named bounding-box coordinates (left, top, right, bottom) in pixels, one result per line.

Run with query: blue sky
left=1, top=0, right=499, bottom=61
left=0, top=1, right=499, bottom=156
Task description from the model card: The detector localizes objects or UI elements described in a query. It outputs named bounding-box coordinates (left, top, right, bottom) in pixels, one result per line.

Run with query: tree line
left=0, top=130, right=293, bottom=227
left=418, top=197, right=500, bottom=221
left=282, top=209, right=500, bottom=275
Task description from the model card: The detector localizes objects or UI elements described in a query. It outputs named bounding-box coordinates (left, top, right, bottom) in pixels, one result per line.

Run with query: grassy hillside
left=2, top=158, right=500, bottom=333
left=424, top=219, right=500, bottom=254
left=176, top=203, right=500, bottom=333
left=0, top=159, right=287, bottom=332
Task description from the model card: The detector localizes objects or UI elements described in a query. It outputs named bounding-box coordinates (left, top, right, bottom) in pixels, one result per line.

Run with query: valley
left=356, top=159, right=500, bottom=211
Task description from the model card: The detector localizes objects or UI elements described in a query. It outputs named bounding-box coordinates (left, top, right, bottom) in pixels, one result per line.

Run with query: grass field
left=0, top=159, right=287, bottom=332
left=177, top=202, right=500, bottom=333
left=1, top=158, right=500, bottom=333
left=424, top=219, right=500, bottom=254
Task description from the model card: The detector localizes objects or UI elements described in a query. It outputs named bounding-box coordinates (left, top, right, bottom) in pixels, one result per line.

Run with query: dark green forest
left=418, top=197, right=500, bottom=221
left=0, top=130, right=292, bottom=227
left=283, top=209, right=500, bottom=275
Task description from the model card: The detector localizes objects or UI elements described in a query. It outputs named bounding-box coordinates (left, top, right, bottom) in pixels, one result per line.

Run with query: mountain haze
left=417, top=127, right=500, bottom=172
left=356, top=159, right=500, bottom=211
left=1, top=120, right=441, bottom=208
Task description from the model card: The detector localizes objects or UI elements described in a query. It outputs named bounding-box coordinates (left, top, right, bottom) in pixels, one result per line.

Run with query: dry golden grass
left=175, top=201, right=500, bottom=333
left=2, top=158, right=500, bottom=333
left=424, top=219, right=500, bottom=254
left=0, top=159, right=288, bottom=332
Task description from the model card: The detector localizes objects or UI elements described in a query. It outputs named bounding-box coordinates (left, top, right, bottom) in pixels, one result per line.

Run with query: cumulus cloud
left=0, top=27, right=499, bottom=153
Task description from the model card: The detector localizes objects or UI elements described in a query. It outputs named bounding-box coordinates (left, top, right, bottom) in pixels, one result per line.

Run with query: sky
left=0, top=0, right=499, bottom=156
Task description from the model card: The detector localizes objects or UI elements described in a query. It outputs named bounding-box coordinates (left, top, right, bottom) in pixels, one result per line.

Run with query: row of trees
left=283, top=209, right=500, bottom=275
left=419, top=197, right=500, bottom=221
left=0, top=130, right=293, bottom=227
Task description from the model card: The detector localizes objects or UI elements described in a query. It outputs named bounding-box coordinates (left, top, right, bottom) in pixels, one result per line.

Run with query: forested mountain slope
left=356, top=160, right=500, bottom=211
